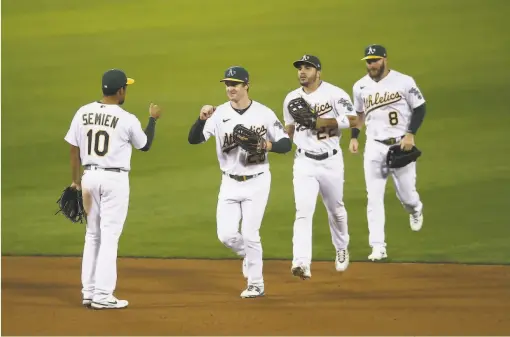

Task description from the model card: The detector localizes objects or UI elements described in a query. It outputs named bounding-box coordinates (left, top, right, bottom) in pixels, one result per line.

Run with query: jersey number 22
left=87, top=129, right=110, bottom=156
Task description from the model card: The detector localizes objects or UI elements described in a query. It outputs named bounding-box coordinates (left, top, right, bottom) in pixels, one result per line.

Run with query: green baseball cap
left=293, top=54, right=322, bottom=70
left=220, top=66, right=249, bottom=83
left=361, top=44, right=387, bottom=60
left=102, top=69, right=135, bottom=93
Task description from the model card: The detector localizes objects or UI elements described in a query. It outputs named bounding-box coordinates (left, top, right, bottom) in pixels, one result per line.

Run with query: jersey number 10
left=87, top=130, right=110, bottom=156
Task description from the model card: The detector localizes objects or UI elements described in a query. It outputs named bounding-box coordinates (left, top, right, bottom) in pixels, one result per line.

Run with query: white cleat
left=335, top=249, right=349, bottom=272
left=82, top=298, right=92, bottom=307
left=240, top=285, right=265, bottom=298
left=242, top=257, right=248, bottom=279
left=410, top=212, right=424, bottom=231
left=368, top=246, right=388, bottom=261
left=291, top=264, right=311, bottom=280
left=90, top=295, right=128, bottom=310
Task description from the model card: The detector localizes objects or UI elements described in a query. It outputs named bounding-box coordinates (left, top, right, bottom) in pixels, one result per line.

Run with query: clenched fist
left=200, top=105, right=216, bottom=120
left=149, top=103, right=162, bottom=119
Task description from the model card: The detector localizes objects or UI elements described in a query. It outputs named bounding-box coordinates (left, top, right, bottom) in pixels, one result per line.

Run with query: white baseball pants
left=216, top=171, right=271, bottom=287
left=292, top=150, right=350, bottom=266
left=80, top=168, right=129, bottom=302
left=363, top=139, right=423, bottom=248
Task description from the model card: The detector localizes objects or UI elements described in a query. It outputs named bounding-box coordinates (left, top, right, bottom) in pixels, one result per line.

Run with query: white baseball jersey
left=64, top=101, right=147, bottom=171
left=353, top=70, right=426, bottom=140
left=203, top=100, right=289, bottom=176
left=283, top=81, right=356, bottom=153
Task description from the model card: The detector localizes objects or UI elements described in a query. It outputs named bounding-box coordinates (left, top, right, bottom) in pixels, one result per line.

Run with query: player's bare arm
left=401, top=102, right=426, bottom=151
left=316, top=115, right=357, bottom=130
left=70, top=145, right=81, bottom=189
left=188, top=104, right=215, bottom=144
left=285, top=124, right=295, bottom=140
left=348, top=115, right=358, bottom=126
left=349, top=111, right=365, bottom=154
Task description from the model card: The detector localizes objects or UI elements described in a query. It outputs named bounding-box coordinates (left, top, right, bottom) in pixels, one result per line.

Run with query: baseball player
left=64, top=69, right=162, bottom=309
left=283, top=55, right=358, bottom=280
left=188, top=66, right=291, bottom=298
left=350, top=44, right=426, bottom=261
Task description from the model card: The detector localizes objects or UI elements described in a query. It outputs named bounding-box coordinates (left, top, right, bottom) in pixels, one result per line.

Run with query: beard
left=300, top=73, right=318, bottom=87
left=368, top=63, right=385, bottom=80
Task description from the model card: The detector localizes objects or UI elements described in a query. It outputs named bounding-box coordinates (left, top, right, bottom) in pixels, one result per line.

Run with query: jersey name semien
left=65, top=102, right=148, bottom=171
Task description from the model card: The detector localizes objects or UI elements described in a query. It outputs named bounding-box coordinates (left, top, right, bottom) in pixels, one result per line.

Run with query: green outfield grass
left=2, top=0, right=509, bottom=263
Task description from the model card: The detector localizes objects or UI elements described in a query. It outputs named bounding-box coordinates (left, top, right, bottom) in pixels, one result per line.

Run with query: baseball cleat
left=410, top=212, right=423, bottom=231
left=240, top=285, right=265, bottom=298
left=82, top=298, right=92, bottom=307
left=291, top=264, right=311, bottom=280
left=368, top=247, right=387, bottom=261
left=90, top=296, right=128, bottom=310
left=242, top=257, right=248, bottom=279
left=335, top=249, right=349, bottom=272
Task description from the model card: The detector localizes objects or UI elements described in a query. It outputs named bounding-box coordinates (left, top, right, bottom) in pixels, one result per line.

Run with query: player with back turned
left=63, top=69, right=162, bottom=309
left=349, top=44, right=426, bottom=261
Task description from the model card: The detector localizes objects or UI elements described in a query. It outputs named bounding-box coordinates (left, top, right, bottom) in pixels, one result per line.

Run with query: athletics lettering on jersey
left=364, top=91, right=402, bottom=114
left=352, top=70, right=426, bottom=140
left=82, top=112, right=119, bottom=129
left=222, top=125, right=267, bottom=153
left=202, top=101, right=288, bottom=176
left=313, top=102, right=333, bottom=116
left=283, top=81, right=356, bottom=153
left=222, top=133, right=237, bottom=153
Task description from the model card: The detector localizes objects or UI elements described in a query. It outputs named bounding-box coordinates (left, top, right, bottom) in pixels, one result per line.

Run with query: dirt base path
left=2, top=256, right=509, bottom=335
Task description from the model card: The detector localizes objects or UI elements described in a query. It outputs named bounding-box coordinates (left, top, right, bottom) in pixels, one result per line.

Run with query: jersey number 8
left=388, top=111, right=399, bottom=126
left=87, top=129, right=110, bottom=156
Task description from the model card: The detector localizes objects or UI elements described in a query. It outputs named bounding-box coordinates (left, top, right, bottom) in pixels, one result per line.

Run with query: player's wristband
left=269, top=138, right=292, bottom=153
left=351, top=128, right=360, bottom=139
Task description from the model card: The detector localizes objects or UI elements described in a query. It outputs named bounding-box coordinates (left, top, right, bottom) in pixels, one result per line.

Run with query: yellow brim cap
left=220, top=78, right=245, bottom=83
left=361, top=56, right=384, bottom=60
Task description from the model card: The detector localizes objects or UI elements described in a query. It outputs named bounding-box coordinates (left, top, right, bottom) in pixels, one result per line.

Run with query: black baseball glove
left=386, top=144, right=422, bottom=169
left=287, top=97, right=317, bottom=129
left=232, top=124, right=267, bottom=154
left=55, top=186, right=86, bottom=223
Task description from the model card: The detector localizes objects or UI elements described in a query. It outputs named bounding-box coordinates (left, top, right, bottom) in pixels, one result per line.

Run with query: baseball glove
left=232, top=124, right=267, bottom=154
left=386, top=145, right=422, bottom=169
left=55, top=186, right=86, bottom=223
left=287, top=97, right=317, bottom=129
